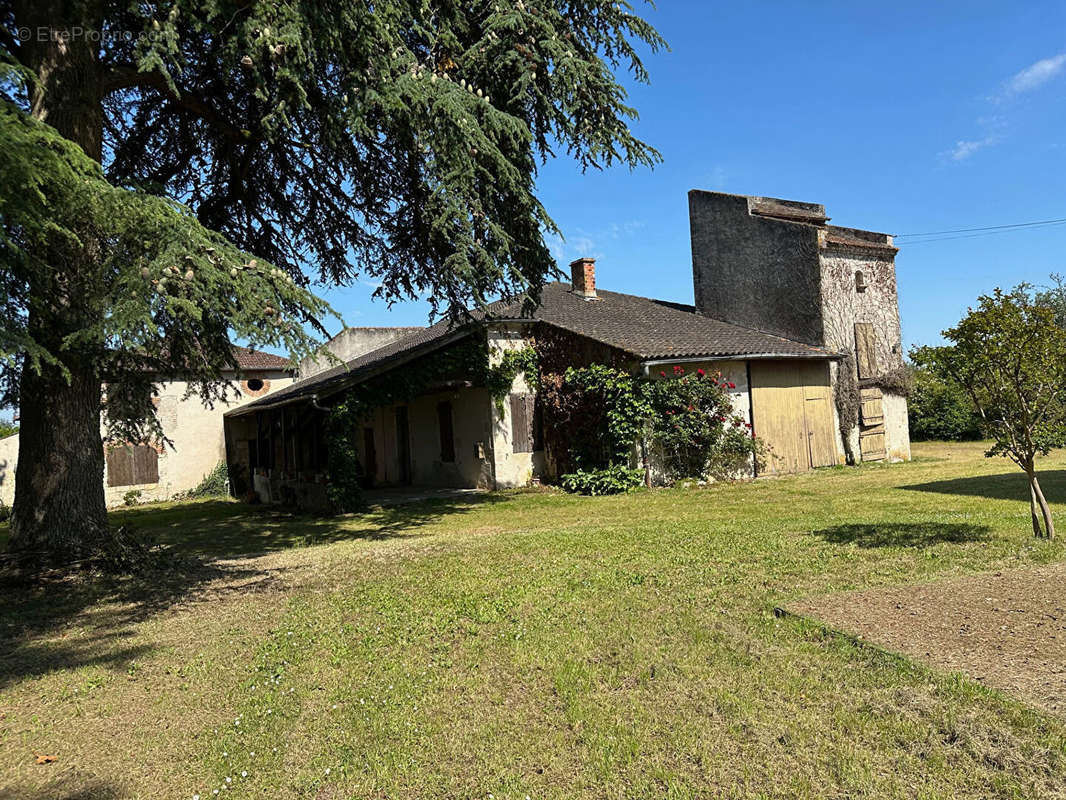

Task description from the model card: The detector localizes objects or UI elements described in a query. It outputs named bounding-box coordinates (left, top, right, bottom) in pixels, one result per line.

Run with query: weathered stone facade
left=689, top=190, right=910, bottom=463
left=298, top=326, right=422, bottom=380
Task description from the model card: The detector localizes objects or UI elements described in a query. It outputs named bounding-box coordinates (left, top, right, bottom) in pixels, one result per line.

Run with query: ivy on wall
left=486, top=344, right=539, bottom=414
left=324, top=334, right=489, bottom=511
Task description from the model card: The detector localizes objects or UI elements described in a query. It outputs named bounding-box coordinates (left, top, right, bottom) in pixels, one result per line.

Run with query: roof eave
left=224, top=328, right=476, bottom=418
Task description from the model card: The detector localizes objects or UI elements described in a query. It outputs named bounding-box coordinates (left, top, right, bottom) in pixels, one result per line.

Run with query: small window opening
left=246, top=378, right=264, bottom=392
left=854, top=270, right=867, bottom=293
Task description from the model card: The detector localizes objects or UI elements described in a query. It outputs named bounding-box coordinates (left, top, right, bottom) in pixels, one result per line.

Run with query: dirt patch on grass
left=790, top=562, right=1066, bottom=718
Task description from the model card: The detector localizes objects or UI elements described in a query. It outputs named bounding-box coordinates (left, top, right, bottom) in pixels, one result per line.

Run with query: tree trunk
left=1027, top=474, right=1044, bottom=537
left=1030, top=471, right=1055, bottom=540
left=7, top=1, right=112, bottom=566
left=9, top=359, right=109, bottom=563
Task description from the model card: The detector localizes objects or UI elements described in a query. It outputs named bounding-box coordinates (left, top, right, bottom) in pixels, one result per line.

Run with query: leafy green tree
left=0, top=418, right=16, bottom=438
left=907, top=350, right=982, bottom=441
left=0, top=1, right=662, bottom=565
left=926, top=287, right=1066, bottom=539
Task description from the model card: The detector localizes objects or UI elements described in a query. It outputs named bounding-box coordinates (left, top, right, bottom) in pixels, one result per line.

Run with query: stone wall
left=298, top=326, right=422, bottom=379
left=487, top=325, right=544, bottom=489
left=689, top=191, right=825, bottom=345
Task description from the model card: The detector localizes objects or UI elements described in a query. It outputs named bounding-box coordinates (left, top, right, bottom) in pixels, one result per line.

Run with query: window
left=242, top=377, right=270, bottom=396
left=854, top=270, right=867, bottom=292
left=106, top=444, right=159, bottom=487
left=437, top=401, right=456, bottom=463
left=854, top=322, right=877, bottom=379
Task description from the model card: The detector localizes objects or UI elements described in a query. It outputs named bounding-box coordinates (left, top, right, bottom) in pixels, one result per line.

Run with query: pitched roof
left=228, top=282, right=835, bottom=414
left=231, top=345, right=291, bottom=371
left=498, top=283, right=833, bottom=361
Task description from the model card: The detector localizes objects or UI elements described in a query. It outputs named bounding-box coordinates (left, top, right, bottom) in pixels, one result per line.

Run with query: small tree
left=929, top=287, right=1066, bottom=538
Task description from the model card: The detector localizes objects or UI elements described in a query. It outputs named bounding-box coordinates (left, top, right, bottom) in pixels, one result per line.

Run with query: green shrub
left=123, top=489, right=142, bottom=506
left=186, top=461, right=230, bottom=498
left=557, top=363, right=765, bottom=491
left=644, top=365, right=764, bottom=481
left=907, top=353, right=983, bottom=441
left=0, top=420, right=17, bottom=439
left=560, top=465, right=644, bottom=496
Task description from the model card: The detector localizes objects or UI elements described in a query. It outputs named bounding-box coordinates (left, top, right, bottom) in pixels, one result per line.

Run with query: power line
left=900, top=219, right=1066, bottom=245
left=895, top=216, right=1066, bottom=239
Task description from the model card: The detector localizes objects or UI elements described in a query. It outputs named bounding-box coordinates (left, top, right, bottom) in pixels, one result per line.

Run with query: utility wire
left=895, top=216, right=1066, bottom=239
left=899, top=219, right=1066, bottom=245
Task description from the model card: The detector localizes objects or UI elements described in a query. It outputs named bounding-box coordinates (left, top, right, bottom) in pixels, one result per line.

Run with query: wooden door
left=859, top=388, right=887, bottom=461
left=750, top=362, right=807, bottom=474
left=799, top=362, right=837, bottom=468
left=750, top=360, right=837, bottom=474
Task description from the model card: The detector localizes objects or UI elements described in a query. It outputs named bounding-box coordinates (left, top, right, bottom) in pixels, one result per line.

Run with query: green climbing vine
left=486, top=344, right=539, bottom=413
left=324, top=334, right=489, bottom=511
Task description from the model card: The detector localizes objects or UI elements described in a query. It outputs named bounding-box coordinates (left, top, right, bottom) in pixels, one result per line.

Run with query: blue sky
left=325, top=0, right=1066, bottom=351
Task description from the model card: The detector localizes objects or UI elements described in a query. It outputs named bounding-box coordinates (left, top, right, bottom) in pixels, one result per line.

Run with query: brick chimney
left=570, top=257, right=597, bottom=299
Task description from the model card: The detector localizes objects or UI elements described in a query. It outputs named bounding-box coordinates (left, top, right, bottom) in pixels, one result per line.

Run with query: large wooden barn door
left=750, top=361, right=836, bottom=474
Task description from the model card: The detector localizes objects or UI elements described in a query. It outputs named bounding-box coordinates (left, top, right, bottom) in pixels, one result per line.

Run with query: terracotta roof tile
left=231, top=346, right=291, bottom=370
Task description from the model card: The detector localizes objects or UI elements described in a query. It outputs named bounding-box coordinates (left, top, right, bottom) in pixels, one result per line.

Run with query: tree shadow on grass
left=810, top=522, right=992, bottom=548
left=110, top=491, right=511, bottom=559
left=2, top=776, right=125, bottom=800
left=901, top=470, right=1066, bottom=503
left=0, top=492, right=510, bottom=691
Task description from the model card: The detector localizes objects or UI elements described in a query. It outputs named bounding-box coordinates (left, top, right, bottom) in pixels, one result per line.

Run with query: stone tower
left=688, top=190, right=909, bottom=463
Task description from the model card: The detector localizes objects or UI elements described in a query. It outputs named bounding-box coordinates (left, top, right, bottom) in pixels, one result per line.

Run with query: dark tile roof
left=499, top=283, right=834, bottom=360
left=231, top=346, right=292, bottom=371
left=229, top=282, right=835, bottom=414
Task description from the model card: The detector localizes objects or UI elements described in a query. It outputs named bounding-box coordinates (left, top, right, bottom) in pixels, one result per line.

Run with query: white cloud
left=944, top=54, right=1065, bottom=162
left=950, top=134, right=1000, bottom=161
left=1004, top=53, right=1066, bottom=96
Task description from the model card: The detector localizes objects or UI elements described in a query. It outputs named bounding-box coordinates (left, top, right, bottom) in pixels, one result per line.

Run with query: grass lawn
left=2, top=441, right=1066, bottom=798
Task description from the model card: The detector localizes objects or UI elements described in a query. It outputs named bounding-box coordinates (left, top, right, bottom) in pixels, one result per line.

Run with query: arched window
left=854, top=270, right=867, bottom=293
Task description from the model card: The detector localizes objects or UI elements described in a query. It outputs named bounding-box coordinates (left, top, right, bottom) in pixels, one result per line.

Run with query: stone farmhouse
left=0, top=347, right=293, bottom=508
left=224, top=191, right=910, bottom=507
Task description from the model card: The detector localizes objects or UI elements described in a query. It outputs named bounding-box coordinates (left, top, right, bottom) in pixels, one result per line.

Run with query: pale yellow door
left=799, top=362, right=837, bottom=468
left=750, top=360, right=837, bottom=474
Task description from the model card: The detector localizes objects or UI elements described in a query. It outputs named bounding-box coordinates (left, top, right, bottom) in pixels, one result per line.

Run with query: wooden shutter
left=437, top=401, right=455, bottom=463
left=106, top=446, right=134, bottom=487
left=854, top=323, right=877, bottom=379
left=510, top=394, right=535, bottom=453
left=107, top=444, right=158, bottom=486
left=859, top=388, right=884, bottom=425
left=133, top=445, right=159, bottom=484
left=858, top=387, right=886, bottom=461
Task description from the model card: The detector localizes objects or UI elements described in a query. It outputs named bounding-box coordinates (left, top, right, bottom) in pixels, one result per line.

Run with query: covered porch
left=222, top=330, right=541, bottom=510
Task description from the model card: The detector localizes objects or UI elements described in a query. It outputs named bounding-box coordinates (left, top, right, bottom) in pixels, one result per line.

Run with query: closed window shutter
left=133, top=445, right=159, bottom=484
left=510, top=394, right=535, bottom=453
left=106, top=446, right=134, bottom=487
left=107, top=444, right=158, bottom=486
left=854, top=322, right=877, bottom=379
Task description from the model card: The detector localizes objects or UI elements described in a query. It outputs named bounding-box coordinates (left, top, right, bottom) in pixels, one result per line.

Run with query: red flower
left=697, top=368, right=705, bottom=377
left=659, top=370, right=666, bottom=378
left=728, top=382, right=736, bottom=389
left=687, top=404, right=694, bottom=411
